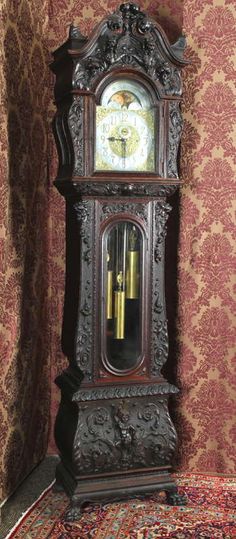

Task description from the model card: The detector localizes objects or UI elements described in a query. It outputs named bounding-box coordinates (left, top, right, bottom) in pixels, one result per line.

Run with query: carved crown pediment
left=69, top=2, right=187, bottom=96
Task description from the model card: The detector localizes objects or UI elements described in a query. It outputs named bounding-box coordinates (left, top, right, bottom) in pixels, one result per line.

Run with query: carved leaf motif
left=101, top=202, right=148, bottom=224
left=138, top=403, right=160, bottom=429
left=71, top=182, right=178, bottom=198
left=73, top=397, right=178, bottom=474
left=154, top=202, right=172, bottom=262
left=152, top=320, right=169, bottom=373
left=68, top=97, right=84, bottom=176
left=73, top=201, right=90, bottom=224
left=72, top=201, right=94, bottom=380
left=168, top=102, right=183, bottom=178
left=153, top=292, right=163, bottom=314
left=151, top=201, right=172, bottom=376
left=87, top=407, right=112, bottom=435
left=72, top=4, right=185, bottom=95
left=80, top=300, right=91, bottom=317
left=156, top=64, right=182, bottom=96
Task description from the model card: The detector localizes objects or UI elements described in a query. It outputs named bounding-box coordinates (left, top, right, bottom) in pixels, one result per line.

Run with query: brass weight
left=126, top=250, right=139, bottom=299
left=126, top=227, right=139, bottom=299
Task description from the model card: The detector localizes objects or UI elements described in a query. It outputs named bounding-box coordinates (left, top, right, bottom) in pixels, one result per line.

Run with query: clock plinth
left=55, top=369, right=179, bottom=515
left=50, top=2, right=188, bottom=519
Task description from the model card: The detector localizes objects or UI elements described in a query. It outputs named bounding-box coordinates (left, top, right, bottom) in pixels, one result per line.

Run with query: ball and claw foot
left=64, top=503, right=82, bottom=522
left=167, top=490, right=188, bottom=506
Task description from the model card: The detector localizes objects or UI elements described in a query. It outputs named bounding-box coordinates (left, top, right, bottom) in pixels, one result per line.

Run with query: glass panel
left=96, top=79, right=155, bottom=172
left=104, top=222, right=142, bottom=371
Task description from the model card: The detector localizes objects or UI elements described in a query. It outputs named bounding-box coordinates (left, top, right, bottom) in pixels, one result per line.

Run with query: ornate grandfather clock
left=51, top=2, right=187, bottom=518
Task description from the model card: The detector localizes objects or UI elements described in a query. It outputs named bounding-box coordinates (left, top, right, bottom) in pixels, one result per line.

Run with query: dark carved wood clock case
left=51, top=2, right=187, bottom=518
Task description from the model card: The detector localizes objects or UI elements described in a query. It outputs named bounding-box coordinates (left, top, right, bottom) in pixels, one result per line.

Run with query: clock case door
left=55, top=196, right=179, bottom=510
left=51, top=2, right=188, bottom=517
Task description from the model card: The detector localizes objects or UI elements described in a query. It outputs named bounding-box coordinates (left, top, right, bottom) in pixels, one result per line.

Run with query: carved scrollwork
left=168, top=102, right=183, bottom=178
left=101, top=202, right=148, bottom=224
left=69, top=24, right=87, bottom=42
left=73, top=201, right=92, bottom=264
left=71, top=182, right=178, bottom=198
left=138, top=403, right=160, bottom=433
left=74, top=404, right=118, bottom=473
left=72, top=3, right=186, bottom=96
left=142, top=38, right=182, bottom=96
left=72, top=201, right=94, bottom=379
left=73, top=396, right=178, bottom=474
left=87, top=407, right=113, bottom=435
left=68, top=96, right=84, bottom=176
left=156, top=63, right=182, bottom=96
left=154, top=201, right=172, bottom=263
left=73, top=200, right=90, bottom=223
left=151, top=201, right=172, bottom=376
left=152, top=319, right=169, bottom=373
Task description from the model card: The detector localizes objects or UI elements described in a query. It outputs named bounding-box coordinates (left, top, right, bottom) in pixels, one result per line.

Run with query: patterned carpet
left=6, top=474, right=236, bottom=538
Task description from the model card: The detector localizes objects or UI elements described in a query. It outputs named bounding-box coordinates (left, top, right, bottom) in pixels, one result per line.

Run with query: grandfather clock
left=51, top=2, right=187, bottom=518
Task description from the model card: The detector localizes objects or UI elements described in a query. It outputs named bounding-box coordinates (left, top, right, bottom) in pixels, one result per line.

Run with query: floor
left=0, top=456, right=59, bottom=539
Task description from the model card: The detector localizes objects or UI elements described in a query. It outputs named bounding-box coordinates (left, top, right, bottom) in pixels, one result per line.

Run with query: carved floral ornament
left=71, top=182, right=178, bottom=197
left=73, top=397, right=178, bottom=474
left=70, top=2, right=187, bottom=96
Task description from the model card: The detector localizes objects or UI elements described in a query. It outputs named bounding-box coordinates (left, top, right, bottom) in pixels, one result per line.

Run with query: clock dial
left=96, top=109, right=154, bottom=171
left=95, top=80, right=155, bottom=172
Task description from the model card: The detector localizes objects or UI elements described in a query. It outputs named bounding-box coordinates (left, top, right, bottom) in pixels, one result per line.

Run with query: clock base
left=56, top=459, right=181, bottom=521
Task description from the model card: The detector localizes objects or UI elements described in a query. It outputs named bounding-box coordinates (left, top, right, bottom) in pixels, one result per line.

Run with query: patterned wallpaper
left=176, top=0, right=236, bottom=472
left=0, top=0, right=235, bottom=502
left=0, top=0, right=51, bottom=502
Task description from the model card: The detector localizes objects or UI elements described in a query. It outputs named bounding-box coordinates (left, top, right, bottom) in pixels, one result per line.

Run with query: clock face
left=95, top=80, right=155, bottom=172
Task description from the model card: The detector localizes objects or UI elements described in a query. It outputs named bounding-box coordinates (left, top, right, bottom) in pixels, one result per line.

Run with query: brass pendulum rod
left=123, top=223, right=127, bottom=282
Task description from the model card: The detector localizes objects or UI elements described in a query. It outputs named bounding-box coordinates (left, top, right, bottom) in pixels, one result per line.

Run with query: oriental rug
left=6, top=474, right=236, bottom=538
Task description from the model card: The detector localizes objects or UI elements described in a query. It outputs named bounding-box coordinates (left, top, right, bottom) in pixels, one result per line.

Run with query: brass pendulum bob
left=114, top=271, right=125, bottom=339
left=126, top=227, right=139, bottom=299
left=106, top=253, right=113, bottom=320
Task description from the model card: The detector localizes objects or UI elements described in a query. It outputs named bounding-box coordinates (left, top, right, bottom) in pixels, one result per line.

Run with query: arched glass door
left=103, top=221, right=143, bottom=372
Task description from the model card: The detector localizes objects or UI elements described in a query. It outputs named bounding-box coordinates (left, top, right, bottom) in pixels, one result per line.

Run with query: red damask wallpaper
left=176, top=1, right=236, bottom=472
left=0, top=0, right=235, bottom=503
left=0, top=0, right=52, bottom=503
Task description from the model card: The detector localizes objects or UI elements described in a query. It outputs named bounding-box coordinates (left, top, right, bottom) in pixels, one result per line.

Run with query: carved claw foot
left=64, top=502, right=83, bottom=521
left=166, top=490, right=188, bottom=506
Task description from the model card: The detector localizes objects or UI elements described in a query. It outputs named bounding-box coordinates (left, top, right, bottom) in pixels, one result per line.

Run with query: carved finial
left=120, top=3, right=140, bottom=16
left=69, top=24, right=86, bottom=41
left=172, top=36, right=187, bottom=59
left=70, top=3, right=186, bottom=94
left=117, top=3, right=153, bottom=35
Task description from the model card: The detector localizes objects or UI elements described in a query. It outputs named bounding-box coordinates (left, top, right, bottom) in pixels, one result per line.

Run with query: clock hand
left=107, top=136, right=126, bottom=143
left=107, top=137, right=127, bottom=168
left=121, top=138, right=126, bottom=169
